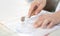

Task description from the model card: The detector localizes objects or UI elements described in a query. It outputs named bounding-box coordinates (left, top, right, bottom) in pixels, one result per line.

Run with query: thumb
left=34, top=4, right=44, bottom=15
left=28, top=2, right=37, bottom=18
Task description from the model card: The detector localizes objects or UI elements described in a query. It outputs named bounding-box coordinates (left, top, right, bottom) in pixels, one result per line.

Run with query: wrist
left=52, top=11, right=60, bottom=24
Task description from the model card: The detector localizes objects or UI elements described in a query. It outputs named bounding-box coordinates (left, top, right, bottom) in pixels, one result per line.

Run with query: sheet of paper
left=1, top=10, right=60, bottom=36
left=0, top=0, right=60, bottom=36
left=16, top=10, right=60, bottom=36
left=0, top=23, right=20, bottom=36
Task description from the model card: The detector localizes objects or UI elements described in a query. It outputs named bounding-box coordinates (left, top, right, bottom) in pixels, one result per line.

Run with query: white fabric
left=0, top=0, right=60, bottom=36
left=16, top=10, right=60, bottom=36
left=1, top=10, right=60, bottom=36
left=16, top=1, right=60, bottom=36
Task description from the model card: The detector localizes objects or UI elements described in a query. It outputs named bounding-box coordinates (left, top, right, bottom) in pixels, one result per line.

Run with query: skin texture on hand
left=28, top=0, right=46, bottom=17
left=33, top=10, right=60, bottom=36
left=27, top=0, right=60, bottom=36
left=34, top=10, right=60, bottom=29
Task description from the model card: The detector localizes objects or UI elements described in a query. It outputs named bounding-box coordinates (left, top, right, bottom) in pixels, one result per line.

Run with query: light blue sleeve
left=26, top=0, right=33, bottom=3
left=55, top=1, right=60, bottom=12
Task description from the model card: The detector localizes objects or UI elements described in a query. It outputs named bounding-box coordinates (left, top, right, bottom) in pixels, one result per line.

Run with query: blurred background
left=0, top=0, right=60, bottom=36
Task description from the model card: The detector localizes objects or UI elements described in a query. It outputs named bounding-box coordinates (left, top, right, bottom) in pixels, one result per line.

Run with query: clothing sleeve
left=55, top=1, right=60, bottom=12
left=26, top=0, right=33, bottom=3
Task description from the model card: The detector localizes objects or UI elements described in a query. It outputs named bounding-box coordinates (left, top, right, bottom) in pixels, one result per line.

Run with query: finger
left=34, top=5, right=42, bottom=15
left=41, top=19, right=50, bottom=28
left=34, top=1, right=46, bottom=15
left=47, top=22, right=54, bottom=29
left=34, top=17, right=43, bottom=28
left=28, top=3, right=37, bottom=17
left=34, top=21, right=43, bottom=28
left=29, top=5, right=38, bottom=17
left=31, top=6, right=37, bottom=16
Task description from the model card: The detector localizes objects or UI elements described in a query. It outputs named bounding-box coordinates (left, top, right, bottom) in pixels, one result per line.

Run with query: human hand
left=28, top=0, right=46, bottom=17
left=34, top=12, right=60, bottom=29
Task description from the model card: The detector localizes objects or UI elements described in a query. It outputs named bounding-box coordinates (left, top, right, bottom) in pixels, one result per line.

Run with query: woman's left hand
left=34, top=12, right=60, bottom=29
left=33, top=12, right=60, bottom=36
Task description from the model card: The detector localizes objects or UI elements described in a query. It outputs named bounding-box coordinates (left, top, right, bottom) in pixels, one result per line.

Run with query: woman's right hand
left=28, top=0, right=46, bottom=17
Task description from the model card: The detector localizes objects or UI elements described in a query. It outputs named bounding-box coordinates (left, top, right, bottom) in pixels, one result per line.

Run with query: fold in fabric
left=16, top=10, right=60, bottom=36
